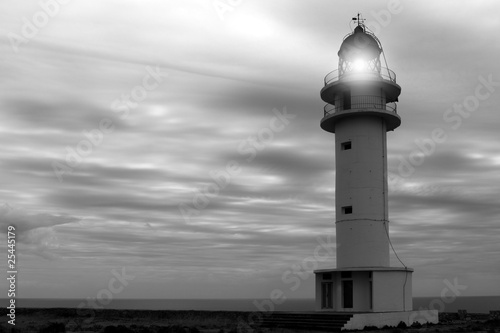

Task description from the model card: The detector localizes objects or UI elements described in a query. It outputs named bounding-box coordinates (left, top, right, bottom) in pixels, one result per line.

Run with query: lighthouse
left=313, top=17, right=438, bottom=327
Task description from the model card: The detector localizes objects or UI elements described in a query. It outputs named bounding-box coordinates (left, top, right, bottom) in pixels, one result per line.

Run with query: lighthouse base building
left=313, top=268, right=433, bottom=330
left=315, top=267, right=413, bottom=313
left=312, top=19, right=438, bottom=329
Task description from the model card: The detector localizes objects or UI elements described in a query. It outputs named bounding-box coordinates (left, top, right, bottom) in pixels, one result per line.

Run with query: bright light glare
left=352, top=59, right=367, bottom=72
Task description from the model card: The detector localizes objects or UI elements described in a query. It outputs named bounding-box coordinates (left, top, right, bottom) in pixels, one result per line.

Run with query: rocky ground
left=0, top=308, right=499, bottom=333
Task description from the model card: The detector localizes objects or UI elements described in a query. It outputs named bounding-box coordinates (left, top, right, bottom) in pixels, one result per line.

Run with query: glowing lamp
left=337, top=25, right=382, bottom=76
left=352, top=58, right=368, bottom=72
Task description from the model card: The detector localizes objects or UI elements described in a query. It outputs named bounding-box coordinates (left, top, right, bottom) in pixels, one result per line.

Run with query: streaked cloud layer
left=0, top=0, right=499, bottom=300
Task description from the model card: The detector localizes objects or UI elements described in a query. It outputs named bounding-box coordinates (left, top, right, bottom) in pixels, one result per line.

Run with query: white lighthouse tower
left=313, top=17, right=438, bottom=328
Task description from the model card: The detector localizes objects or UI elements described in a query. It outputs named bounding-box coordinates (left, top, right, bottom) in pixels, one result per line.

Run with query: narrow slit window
left=342, top=206, right=353, bottom=214
left=341, top=141, right=352, bottom=150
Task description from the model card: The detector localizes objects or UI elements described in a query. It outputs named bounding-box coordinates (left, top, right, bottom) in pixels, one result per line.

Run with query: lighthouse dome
left=338, top=25, right=381, bottom=61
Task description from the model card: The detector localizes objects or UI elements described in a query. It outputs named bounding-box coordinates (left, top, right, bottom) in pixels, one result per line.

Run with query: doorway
left=342, top=280, right=353, bottom=308
left=321, top=282, right=333, bottom=309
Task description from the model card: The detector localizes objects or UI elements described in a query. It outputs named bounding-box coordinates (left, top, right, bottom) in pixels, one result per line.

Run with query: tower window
left=341, top=141, right=352, bottom=150
left=342, top=206, right=353, bottom=214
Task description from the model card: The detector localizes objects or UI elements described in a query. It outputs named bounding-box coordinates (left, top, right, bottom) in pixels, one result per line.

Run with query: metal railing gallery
left=324, top=67, right=397, bottom=85
left=324, top=95, right=397, bottom=117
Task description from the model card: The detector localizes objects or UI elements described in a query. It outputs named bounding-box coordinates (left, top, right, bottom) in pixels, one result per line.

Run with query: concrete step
left=260, top=312, right=353, bottom=331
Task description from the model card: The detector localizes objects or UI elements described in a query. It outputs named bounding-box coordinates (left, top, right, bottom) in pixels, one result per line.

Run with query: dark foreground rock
left=0, top=308, right=499, bottom=333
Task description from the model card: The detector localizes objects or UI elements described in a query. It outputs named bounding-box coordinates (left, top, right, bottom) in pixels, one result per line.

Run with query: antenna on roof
left=352, top=13, right=365, bottom=27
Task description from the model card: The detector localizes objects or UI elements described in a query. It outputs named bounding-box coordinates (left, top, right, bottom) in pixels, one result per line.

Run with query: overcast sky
left=0, top=0, right=499, bottom=301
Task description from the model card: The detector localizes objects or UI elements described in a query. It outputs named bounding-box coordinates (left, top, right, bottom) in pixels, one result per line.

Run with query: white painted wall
left=335, top=115, right=390, bottom=268
left=373, top=270, right=413, bottom=312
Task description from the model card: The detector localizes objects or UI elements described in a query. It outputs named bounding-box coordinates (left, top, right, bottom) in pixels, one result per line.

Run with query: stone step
left=260, top=312, right=353, bottom=332
left=261, top=322, right=345, bottom=328
left=261, top=324, right=345, bottom=332
left=261, top=317, right=348, bottom=324
left=263, top=313, right=352, bottom=319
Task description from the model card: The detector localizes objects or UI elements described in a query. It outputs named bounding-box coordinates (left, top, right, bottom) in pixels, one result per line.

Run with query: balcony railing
left=324, top=95, right=397, bottom=117
left=324, top=67, right=397, bottom=85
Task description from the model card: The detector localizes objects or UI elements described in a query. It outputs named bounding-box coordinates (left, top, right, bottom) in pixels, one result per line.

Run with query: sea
left=3, top=297, right=500, bottom=313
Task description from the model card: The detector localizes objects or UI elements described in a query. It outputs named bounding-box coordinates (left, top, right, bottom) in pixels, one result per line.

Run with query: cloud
left=0, top=0, right=499, bottom=298
left=0, top=203, right=81, bottom=259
